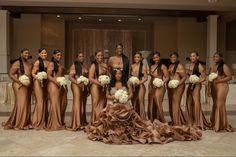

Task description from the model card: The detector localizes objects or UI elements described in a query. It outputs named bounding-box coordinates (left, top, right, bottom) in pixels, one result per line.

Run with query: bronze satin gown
left=185, top=67, right=210, bottom=130
left=86, top=86, right=202, bottom=144
left=168, top=64, right=186, bottom=126
left=31, top=63, right=49, bottom=130
left=68, top=64, right=88, bottom=130
left=148, top=65, right=167, bottom=123
left=90, top=64, right=107, bottom=123
left=210, top=69, right=234, bottom=132
left=46, top=63, right=67, bottom=130
left=2, top=60, right=32, bottom=130
left=130, top=65, right=146, bottom=120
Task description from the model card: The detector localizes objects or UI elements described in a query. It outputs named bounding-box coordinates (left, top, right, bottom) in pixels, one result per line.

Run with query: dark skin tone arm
left=31, top=60, right=39, bottom=79
left=177, top=64, right=187, bottom=86
left=89, top=64, right=102, bottom=86
left=197, top=64, right=206, bottom=84
left=215, top=64, right=232, bottom=83
left=9, top=61, right=21, bottom=84
left=162, top=65, right=170, bottom=84
left=47, top=62, right=60, bottom=86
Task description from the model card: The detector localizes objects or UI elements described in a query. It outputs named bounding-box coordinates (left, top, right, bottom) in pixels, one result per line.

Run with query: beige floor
left=0, top=101, right=236, bottom=156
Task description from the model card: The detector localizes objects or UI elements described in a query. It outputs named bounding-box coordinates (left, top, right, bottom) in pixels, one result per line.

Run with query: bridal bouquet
left=77, top=76, right=89, bottom=85
left=168, top=80, right=180, bottom=89
left=56, top=77, right=67, bottom=88
left=209, top=72, right=218, bottom=82
left=98, top=75, right=110, bottom=86
left=128, top=76, right=140, bottom=87
left=114, top=89, right=129, bottom=104
left=19, top=75, right=30, bottom=86
left=153, top=78, right=164, bottom=88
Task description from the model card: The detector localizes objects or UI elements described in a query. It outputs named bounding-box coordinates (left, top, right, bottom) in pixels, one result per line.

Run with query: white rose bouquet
left=77, top=76, right=89, bottom=85
left=209, top=72, right=218, bottom=82
left=56, top=77, right=67, bottom=88
left=19, top=74, right=30, bottom=87
left=128, top=76, right=140, bottom=87
left=189, top=74, right=200, bottom=89
left=35, top=71, right=47, bottom=87
left=168, top=80, right=180, bottom=89
left=152, top=78, right=164, bottom=88
left=98, top=75, right=110, bottom=86
left=114, top=89, right=129, bottom=104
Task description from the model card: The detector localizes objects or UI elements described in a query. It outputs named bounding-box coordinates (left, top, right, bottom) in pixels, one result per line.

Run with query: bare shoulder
left=11, top=60, right=20, bottom=68
left=34, top=60, right=40, bottom=66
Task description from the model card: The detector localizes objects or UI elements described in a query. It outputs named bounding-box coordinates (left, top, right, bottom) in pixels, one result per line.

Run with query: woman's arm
left=47, top=62, right=59, bottom=86
left=177, top=64, right=187, bottom=85
left=89, top=64, right=102, bottom=86
left=162, top=64, right=170, bottom=84
left=31, top=60, right=39, bottom=79
left=128, top=84, right=133, bottom=100
left=198, top=64, right=206, bottom=84
left=69, top=64, right=77, bottom=84
left=139, top=65, right=148, bottom=84
left=106, top=88, right=115, bottom=100
left=215, top=64, right=232, bottom=83
left=8, top=61, right=21, bottom=84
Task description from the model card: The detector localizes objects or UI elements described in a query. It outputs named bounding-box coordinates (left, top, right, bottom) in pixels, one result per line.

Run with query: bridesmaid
left=108, top=43, right=129, bottom=82
left=186, top=51, right=209, bottom=130
left=130, top=52, right=148, bottom=120
left=148, top=52, right=169, bottom=122
left=46, top=49, right=67, bottom=130
left=31, top=48, right=50, bottom=130
left=89, top=50, right=108, bottom=123
left=168, top=52, right=187, bottom=126
left=208, top=52, right=234, bottom=132
left=68, top=52, right=88, bottom=131
left=2, top=48, right=33, bottom=130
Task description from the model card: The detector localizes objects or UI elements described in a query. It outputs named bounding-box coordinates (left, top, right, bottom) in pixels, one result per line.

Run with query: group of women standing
left=2, top=43, right=234, bottom=144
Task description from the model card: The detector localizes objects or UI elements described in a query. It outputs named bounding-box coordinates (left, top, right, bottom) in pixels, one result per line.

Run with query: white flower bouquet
left=168, top=80, right=180, bottom=89
left=19, top=75, right=30, bottom=86
left=35, top=71, right=47, bottom=87
left=77, top=76, right=89, bottom=85
left=189, top=74, right=200, bottom=89
left=56, top=77, right=67, bottom=88
left=98, top=75, right=110, bottom=86
left=114, top=89, right=129, bottom=104
left=153, top=78, right=164, bottom=88
left=209, top=72, right=218, bottom=82
left=128, top=76, right=140, bottom=87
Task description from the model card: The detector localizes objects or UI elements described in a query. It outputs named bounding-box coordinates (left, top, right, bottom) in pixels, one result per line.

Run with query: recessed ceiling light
left=138, top=18, right=142, bottom=21
left=56, top=15, right=60, bottom=18
left=99, top=18, right=102, bottom=22
left=78, top=17, right=82, bottom=20
left=118, top=19, right=122, bottom=22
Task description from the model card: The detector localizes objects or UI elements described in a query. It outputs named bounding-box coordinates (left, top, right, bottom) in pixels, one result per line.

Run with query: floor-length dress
left=2, top=60, right=32, bottom=130
left=31, top=61, right=49, bottom=130
left=68, top=64, right=88, bottom=130
left=86, top=87, right=202, bottom=144
left=210, top=66, right=234, bottom=132
left=186, top=63, right=210, bottom=130
left=90, top=64, right=107, bottom=123
left=46, top=63, right=67, bottom=130
left=168, top=64, right=186, bottom=126
left=148, top=64, right=168, bottom=123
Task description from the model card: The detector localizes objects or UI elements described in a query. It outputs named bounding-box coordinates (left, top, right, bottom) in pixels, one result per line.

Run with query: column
left=0, top=10, right=9, bottom=74
left=206, top=15, right=219, bottom=72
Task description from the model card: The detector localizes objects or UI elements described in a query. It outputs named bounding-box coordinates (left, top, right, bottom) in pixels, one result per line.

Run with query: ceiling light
left=56, top=15, right=60, bottom=18
left=208, top=0, right=217, bottom=3
left=99, top=18, right=102, bottom=22
left=118, top=19, right=122, bottom=22
left=78, top=17, right=82, bottom=20
left=138, top=18, right=142, bottom=21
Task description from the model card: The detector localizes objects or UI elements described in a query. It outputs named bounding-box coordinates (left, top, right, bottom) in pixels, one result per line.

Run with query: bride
left=85, top=68, right=202, bottom=144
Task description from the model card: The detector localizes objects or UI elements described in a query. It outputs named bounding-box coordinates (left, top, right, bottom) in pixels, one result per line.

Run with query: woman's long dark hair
left=215, top=52, right=225, bottom=76
left=74, top=53, right=83, bottom=76
left=51, top=49, right=61, bottom=74
left=38, top=48, right=46, bottom=72
left=109, top=68, right=127, bottom=89
left=92, top=50, right=102, bottom=78
left=116, top=43, right=129, bottom=82
left=151, top=51, right=162, bottom=74
left=170, top=52, right=180, bottom=75
left=133, top=52, right=143, bottom=80
left=191, top=51, right=201, bottom=77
